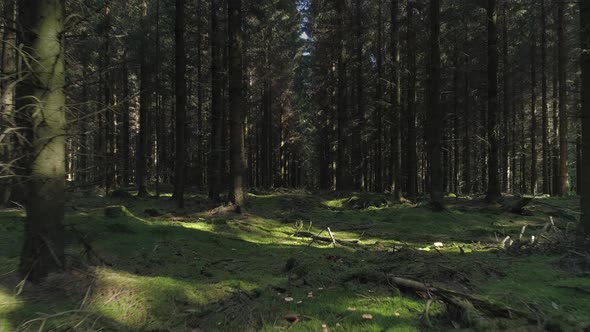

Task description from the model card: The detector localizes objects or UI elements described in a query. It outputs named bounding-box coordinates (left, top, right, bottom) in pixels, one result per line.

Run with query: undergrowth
left=0, top=191, right=588, bottom=331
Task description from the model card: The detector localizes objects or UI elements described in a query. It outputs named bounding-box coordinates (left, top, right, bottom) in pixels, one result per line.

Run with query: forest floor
left=1, top=189, right=589, bottom=331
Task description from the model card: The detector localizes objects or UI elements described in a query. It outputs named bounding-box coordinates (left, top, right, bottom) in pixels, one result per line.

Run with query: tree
left=136, top=0, right=151, bottom=197
left=541, top=0, right=550, bottom=195
left=406, top=0, right=418, bottom=198
left=390, top=0, right=401, bottom=199
left=228, top=0, right=247, bottom=206
left=174, top=0, right=187, bottom=207
left=0, top=0, right=15, bottom=205
left=485, top=0, right=501, bottom=203
left=18, top=0, right=66, bottom=280
left=556, top=0, right=569, bottom=196
left=208, top=3, right=223, bottom=201
left=580, top=0, right=590, bottom=234
left=335, top=0, right=350, bottom=191
left=427, top=0, right=443, bottom=210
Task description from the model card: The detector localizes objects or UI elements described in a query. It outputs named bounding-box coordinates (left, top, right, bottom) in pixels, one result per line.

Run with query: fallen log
left=387, top=275, right=535, bottom=328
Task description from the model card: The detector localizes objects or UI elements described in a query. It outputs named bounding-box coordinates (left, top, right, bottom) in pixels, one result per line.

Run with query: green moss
left=0, top=194, right=587, bottom=331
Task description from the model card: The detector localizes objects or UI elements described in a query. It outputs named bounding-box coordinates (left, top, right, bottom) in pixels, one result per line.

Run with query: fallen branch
left=294, top=231, right=359, bottom=247
left=387, top=275, right=535, bottom=327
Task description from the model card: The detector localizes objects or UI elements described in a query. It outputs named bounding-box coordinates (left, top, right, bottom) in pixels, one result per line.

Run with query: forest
left=1, top=0, right=590, bottom=330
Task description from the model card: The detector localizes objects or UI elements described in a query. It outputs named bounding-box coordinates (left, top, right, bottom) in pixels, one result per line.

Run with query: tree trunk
left=541, top=0, right=550, bottom=194
left=406, top=0, right=418, bottom=198
left=375, top=0, right=384, bottom=192
left=0, top=0, right=16, bottom=205
left=390, top=0, right=401, bottom=199
left=228, top=0, right=247, bottom=206
left=335, top=0, right=349, bottom=191
left=557, top=0, right=569, bottom=196
left=136, top=1, right=150, bottom=197
left=352, top=0, right=364, bottom=191
left=428, top=0, right=443, bottom=210
left=18, top=0, right=66, bottom=281
left=580, top=0, right=590, bottom=234
left=501, top=0, right=509, bottom=193
left=530, top=19, right=538, bottom=194
left=208, top=5, right=223, bottom=201
left=173, top=0, right=187, bottom=207
left=486, top=0, right=501, bottom=202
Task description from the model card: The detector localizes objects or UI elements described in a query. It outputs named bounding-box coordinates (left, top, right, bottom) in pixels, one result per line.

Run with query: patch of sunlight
left=322, top=197, right=352, bottom=209
left=91, top=267, right=277, bottom=331
left=0, top=287, right=22, bottom=332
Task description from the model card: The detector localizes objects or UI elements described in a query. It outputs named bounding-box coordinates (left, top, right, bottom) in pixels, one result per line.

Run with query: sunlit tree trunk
left=0, top=0, right=16, bottom=205
left=18, top=0, right=66, bottom=280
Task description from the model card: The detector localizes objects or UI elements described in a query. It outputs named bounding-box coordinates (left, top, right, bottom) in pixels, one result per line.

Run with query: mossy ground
left=0, top=190, right=589, bottom=331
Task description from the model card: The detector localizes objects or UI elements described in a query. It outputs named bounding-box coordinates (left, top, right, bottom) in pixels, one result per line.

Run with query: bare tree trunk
left=557, top=0, right=569, bottom=196
left=530, top=18, right=538, bottom=194
left=18, top=0, right=66, bottom=281
left=136, top=1, right=150, bottom=197
left=390, top=0, right=401, bottom=199
left=228, top=0, right=247, bottom=206
left=173, top=0, right=187, bottom=207
left=335, top=0, right=349, bottom=191
left=406, top=0, right=418, bottom=198
left=208, top=5, right=223, bottom=201
left=428, top=0, right=443, bottom=210
left=541, top=0, right=550, bottom=194
left=581, top=0, right=590, bottom=234
left=486, top=0, right=501, bottom=202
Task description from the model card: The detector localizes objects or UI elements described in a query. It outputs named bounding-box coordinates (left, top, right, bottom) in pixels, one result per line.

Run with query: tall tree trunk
left=352, top=0, right=363, bottom=190
left=557, top=0, right=569, bottom=196
left=406, top=0, right=418, bottom=198
left=501, top=0, right=509, bottom=193
left=228, top=0, right=246, bottom=206
left=174, top=0, right=187, bottom=207
left=530, top=20, right=538, bottom=194
left=541, top=0, right=550, bottom=194
left=375, top=0, right=384, bottom=192
left=18, top=0, right=66, bottom=281
left=335, top=0, right=349, bottom=191
left=486, top=0, right=501, bottom=202
left=390, top=0, right=401, bottom=199
left=208, top=5, right=223, bottom=201
left=121, top=61, right=130, bottom=186
left=0, top=0, right=16, bottom=205
left=428, top=0, right=443, bottom=210
left=580, top=0, right=590, bottom=234
left=136, top=1, right=150, bottom=197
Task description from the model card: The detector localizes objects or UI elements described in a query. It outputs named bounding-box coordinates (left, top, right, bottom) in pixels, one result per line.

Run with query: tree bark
left=173, top=0, right=187, bottom=207
left=390, top=0, right=401, bottom=199
left=406, top=0, right=418, bottom=198
left=228, top=0, right=247, bottom=206
left=580, top=0, right=590, bottom=234
left=208, top=5, right=223, bottom=201
left=530, top=19, right=538, bottom=194
left=557, top=0, right=569, bottom=196
left=486, top=0, right=501, bottom=202
left=136, top=1, right=150, bottom=197
left=18, top=0, right=66, bottom=281
left=428, top=0, right=443, bottom=210
left=541, top=0, right=550, bottom=194
left=335, top=0, right=349, bottom=191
